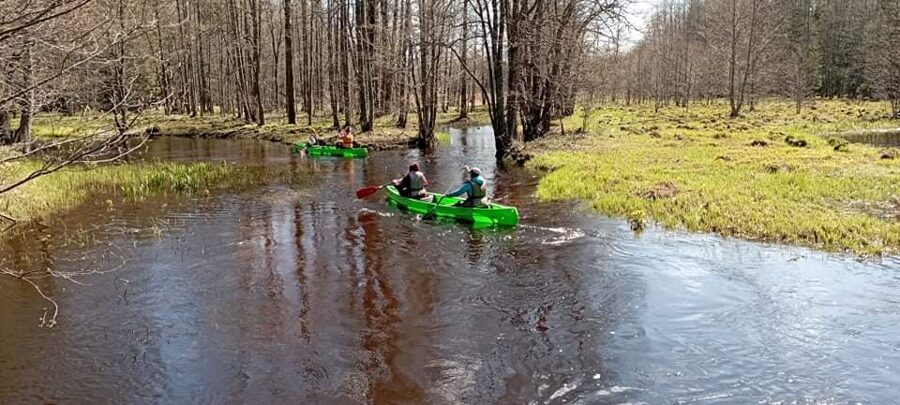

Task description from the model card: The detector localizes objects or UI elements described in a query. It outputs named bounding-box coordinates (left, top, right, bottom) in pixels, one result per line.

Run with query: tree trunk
left=736, top=0, right=759, bottom=117
left=250, top=0, right=265, bottom=126
left=0, top=110, right=11, bottom=144
left=300, top=0, right=313, bottom=125
left=326, top=0, right=341, bottom=128
left=355, top=0, right=376, bottom=132
left=458, top=0, right=469, bottom=120
left=395, top=0, right=411, bottom=128
left=284, top=0, right=297, bottom=124
left=14, top=41, right=35, bottom=152
left=195, top=0, right=212, bottom=115
left=728, top=0, right=740, bottom=118
left=339, top=0, right=353, bottom=126
left=269, top=21, right=281, bottom=115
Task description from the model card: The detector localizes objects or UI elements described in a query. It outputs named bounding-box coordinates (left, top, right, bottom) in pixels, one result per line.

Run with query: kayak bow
left=384, top=185, right=518, bottom=227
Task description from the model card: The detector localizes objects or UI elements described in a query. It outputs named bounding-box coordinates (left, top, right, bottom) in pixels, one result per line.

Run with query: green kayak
left=385, top=185, right=519, bottom=227
left=293, top=144, right=368, bottom=158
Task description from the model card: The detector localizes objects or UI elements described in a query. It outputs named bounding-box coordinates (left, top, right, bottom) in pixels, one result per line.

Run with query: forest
left=4, top=3, right=900, bottom=400
left=1, top=0, right=897, bottom=160
left=1, top=0, right=900, bottom=254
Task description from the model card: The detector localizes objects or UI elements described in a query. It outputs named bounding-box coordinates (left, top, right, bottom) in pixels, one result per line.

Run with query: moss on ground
left=528, top=99, right=900, bottom=256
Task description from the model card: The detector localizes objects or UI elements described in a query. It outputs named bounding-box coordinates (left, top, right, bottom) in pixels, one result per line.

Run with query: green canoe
left=385, top=185, right=519, bottom=227
left=293, top=144, right=368, bottom=158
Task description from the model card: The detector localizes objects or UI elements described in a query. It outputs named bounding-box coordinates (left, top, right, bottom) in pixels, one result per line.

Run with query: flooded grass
left=529, top=99, right=900, bottom=256
left=435, top=130, right=451, bottom=144
left=1, top=160, right=311, bottom=224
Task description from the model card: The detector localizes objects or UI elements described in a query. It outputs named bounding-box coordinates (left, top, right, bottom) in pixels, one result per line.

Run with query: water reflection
left=843, top=129, right=900, bottom=147
left=1, top=129, right=899, bottom=404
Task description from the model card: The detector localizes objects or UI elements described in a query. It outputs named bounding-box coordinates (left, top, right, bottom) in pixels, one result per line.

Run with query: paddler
left=446, top=166, right=487, bottom=207
left=335, top=125, right=355, bottom=149
left=393, top=162, right=429, bottom=199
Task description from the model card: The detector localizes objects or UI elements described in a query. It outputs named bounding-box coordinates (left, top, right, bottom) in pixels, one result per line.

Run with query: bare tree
left=411, top=0, right=452, bottom=147
left=0, top=0, right=154, bottom=217
left=284, top=0, right=297, bottom=123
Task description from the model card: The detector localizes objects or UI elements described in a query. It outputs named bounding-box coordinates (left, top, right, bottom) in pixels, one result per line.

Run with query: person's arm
left=396, top=174, right=411, bottom=190
left=445, top=182, right=470, bottom=198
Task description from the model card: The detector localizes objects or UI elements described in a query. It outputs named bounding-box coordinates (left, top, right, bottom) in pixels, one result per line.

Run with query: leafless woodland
left=0, top=0, right=898, bottom=159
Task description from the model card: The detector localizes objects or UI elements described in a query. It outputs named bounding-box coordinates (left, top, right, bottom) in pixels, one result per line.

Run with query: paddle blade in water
left=356, top=186, right=381, bottom=199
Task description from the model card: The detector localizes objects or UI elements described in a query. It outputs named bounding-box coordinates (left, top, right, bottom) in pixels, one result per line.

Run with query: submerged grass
left=435, top=130, right=451, bottom=144
left=1, top=160, right=310, bottom=224
left=529, top=99, right=900, bottom=256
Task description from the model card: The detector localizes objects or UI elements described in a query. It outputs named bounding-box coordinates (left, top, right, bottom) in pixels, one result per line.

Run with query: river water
left=1, top=128, right=899, bottom=404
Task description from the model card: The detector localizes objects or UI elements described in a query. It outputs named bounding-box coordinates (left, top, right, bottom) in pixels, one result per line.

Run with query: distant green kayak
left=293, top=144, right=368, bottom=158
left=385, top=185, right=519, bottom=227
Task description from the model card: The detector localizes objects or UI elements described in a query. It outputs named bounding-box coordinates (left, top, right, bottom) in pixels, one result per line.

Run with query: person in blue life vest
left=445, top=166, right=487, bottom=207
left=393, top=162, right=429, bottom=199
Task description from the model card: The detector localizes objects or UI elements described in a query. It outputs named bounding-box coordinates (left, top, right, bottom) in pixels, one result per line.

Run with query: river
left=1, top=127, right=899, bottom=404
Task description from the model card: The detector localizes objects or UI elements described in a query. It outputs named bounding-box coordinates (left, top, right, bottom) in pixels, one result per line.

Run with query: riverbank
left=527, top=99, right=900, bottom=256
left=5, top=117, right=898, bottom=404
left=14, top=108, right=491, bottom=150
left=0, top=108, right=486, bottom=226
left=0, top=157, right=311, bottom=226
left=152, top=109, right=490, bottom=149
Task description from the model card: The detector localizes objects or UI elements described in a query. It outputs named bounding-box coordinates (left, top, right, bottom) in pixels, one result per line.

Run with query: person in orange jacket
left=335, top=125, right=354, bottom=149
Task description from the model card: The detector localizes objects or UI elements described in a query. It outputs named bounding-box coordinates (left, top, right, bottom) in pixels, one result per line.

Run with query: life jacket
left=402, top=171, right=427, bottom=197
left=340, top=132, right=354, bottom=148
left=468, top=176, right=486, bottom=199
left=408, top=171, right=426, bottom=191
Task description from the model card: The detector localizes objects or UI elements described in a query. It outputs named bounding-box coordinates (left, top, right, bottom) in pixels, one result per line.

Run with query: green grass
left=435, top=130, right=451, bottom=144
left=3, top=105, right=485, bottom=223
left=10, top=113, right=114, bottom=138
left=529, top=99, right=900, bottom=256
left=0, top=160, right=311, bottom=223
left=22, top=107, right=491, bottom=149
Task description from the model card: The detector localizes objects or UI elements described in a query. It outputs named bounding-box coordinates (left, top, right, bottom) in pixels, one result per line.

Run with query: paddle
left=423, top=188, right=452, bottom=220
left=356, top=183, right=393, bottom=199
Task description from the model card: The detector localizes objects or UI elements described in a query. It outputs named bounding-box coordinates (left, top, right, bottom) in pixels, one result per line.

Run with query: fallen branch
left=0, top=268, right=59, bottom=328
left=0, top=211, right=17, bottom=223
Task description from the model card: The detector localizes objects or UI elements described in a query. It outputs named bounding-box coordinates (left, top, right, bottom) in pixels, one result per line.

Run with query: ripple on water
left=3, top=135, right=900, bottom=404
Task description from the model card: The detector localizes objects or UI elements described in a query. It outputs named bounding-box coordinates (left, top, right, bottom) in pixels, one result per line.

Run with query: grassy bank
left=21, top=108, right=491, bottom=150
left=0, top=160, right=310, bottom=224
left=4, top=106, right=480, bottom=224
left=528, top=99, right=900, bottom=256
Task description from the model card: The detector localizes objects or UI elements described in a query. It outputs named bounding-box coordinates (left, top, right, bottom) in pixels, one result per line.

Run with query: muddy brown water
left=2, top=128, right=899, bottom=404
